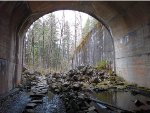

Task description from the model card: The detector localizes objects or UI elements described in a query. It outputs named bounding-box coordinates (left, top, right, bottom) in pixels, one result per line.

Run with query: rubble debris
left=21, top=70, right=49, bottom=113
left=44, top=65, right=131, bottom=113
left=21, top=65, right=150, bottom=113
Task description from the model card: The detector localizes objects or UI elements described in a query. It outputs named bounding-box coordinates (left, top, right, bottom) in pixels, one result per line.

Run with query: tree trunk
left=42, top=18, right=45, bottom=68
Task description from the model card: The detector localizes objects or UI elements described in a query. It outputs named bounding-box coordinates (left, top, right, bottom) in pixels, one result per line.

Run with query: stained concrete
left=72, top=24, right=115, bottom=70
left=1, top=1, right=150, bottom=94
left=115, top=23, right=150, bottom=87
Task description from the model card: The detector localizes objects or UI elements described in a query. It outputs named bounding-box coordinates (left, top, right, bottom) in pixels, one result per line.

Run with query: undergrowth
left=96, top=60, right=109, bottom=70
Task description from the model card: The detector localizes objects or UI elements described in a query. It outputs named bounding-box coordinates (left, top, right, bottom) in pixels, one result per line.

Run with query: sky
left=43, top=10, right=90, bottom=28
left=42, top=10, right=92, bottom=46
left=28, top=10, right=96, bottom=47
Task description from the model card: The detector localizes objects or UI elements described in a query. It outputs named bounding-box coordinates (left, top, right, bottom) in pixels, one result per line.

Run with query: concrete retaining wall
left=72, top=24, right=115, bottom=70
left=0, top=2, right=29, bottom=94
left=115, top=22, right=150, bottom=87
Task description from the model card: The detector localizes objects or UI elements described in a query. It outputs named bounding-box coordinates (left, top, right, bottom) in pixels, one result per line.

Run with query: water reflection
left=95, top=91, right=150, bottom=111
left=35, top=92, right=66, bottom=113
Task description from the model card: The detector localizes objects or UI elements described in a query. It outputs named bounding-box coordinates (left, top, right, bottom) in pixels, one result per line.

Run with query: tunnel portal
left=0, top=1, right=150, bottom=95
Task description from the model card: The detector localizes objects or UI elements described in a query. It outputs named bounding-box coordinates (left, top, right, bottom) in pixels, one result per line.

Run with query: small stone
left=134, top=100, right=144, bottom=107
left=54, top=89, right=60, bottom=93
left=72, top=83, right=81, bottom=91
left=78, top=94, right=85, bottom=100
left=30, top=100, right=43, bottom=104
left=26, top=103, right=37, bottom=109
left=72, top=75, right=79, bottom=81
left=40, top=89, right=48, bottom=94
left=92, top=77, right=101, bottom=83
left=24, top=109, right=35, bottom=113
left=88, top=106, right=96, bottom=111
left=86, top=69, right=93, bottom=75
left=63, top=82, right=70, bottom=87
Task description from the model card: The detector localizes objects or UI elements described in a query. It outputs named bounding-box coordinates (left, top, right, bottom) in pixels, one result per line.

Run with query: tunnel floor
left=1, top=66, right=150, bottom=113
left=0, top=91, right=66, bottom=113
left=0, top=91, right=30, bottom=113
left=0, top=76, right=66, bottom=113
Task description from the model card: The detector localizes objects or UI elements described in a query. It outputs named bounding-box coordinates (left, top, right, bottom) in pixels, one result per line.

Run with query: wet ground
left=1, top=66, right=150, bottom=113
left=0, top=91, right=30, bottom=113
left=34, top=95, right=66, bottom=113
left=94, top=90, right=150, bottom=112
left=1, top=88, right=150, bottom=113
left=0, top=90, right=66, bottom=113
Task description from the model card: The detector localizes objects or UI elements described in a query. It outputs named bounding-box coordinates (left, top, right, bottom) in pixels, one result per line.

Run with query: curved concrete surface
left=0, top=1, right=150, bottom=94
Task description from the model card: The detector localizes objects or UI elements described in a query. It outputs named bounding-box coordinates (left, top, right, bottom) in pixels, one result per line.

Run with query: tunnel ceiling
left=15, top=1, right=150, bottom=40
left=27, top=1, right=133, bottom=19
left=1, top=1, right=150, bottom=41
left=1, top=1, right=150, bottom=94
left=20, top=1, right=139, bottom=37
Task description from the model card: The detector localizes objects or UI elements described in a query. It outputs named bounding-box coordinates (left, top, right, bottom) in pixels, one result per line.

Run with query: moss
left=126, top=83, right=138, bottom=88
left=108, top=70, right=114, bottom=75
left=73, top=22, right=102, bottom=56
left=96, top=60, right=109, bottom=70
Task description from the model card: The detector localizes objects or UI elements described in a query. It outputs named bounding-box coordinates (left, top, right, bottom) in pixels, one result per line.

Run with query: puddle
left=95, top=91, right=150, bottom=112
left=34, top=91, right=66, bottom=113
left=0, top=90, right=66, bottom=113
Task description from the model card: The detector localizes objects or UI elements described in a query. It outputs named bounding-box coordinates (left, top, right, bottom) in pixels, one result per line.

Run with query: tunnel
left=0, top=1, right=150, bottom=96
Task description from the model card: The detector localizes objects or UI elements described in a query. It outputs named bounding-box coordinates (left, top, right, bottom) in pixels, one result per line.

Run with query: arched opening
left=23, top=10, right=115, bottom=74
left=19, top=10, right=119, bottom=113
left=1, top=2, right=150, bottom=113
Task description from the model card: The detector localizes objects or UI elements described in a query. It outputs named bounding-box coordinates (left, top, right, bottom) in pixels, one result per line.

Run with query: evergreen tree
left=24, top=10, right=98, bottom=72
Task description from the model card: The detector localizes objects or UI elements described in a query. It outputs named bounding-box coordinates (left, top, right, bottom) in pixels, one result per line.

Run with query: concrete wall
left=115, top=22, right=150, bottom=87
left=0, top=2, right=29, bottom=94
left=72, top=24, right=115, bottom=70
left=1, top=1, right=150, bottom=94
left=109, top=2, right=150, bottom=88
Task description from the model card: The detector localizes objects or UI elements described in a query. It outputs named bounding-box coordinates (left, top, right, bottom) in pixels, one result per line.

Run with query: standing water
left=95, top=91, right=150, bottom=112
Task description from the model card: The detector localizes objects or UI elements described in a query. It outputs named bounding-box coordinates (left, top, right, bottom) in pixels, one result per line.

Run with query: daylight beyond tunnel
left=24, top=10, right=114, bottom=73
left=1, top=1, right=150, bottom=95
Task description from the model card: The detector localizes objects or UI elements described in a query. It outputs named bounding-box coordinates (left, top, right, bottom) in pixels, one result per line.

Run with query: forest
left=23, top=10, right=98, bottom=73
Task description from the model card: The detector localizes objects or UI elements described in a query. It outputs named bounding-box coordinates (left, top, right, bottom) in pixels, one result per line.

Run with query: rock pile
left=47, top=66, right=124, bottom=94
left=22, top=69, right=49, bottom=113
left=46, top=66, right=124, bottom=113
left=21, top=69, right=43, bottom=91
left=21, top=66, right=128, bottom=113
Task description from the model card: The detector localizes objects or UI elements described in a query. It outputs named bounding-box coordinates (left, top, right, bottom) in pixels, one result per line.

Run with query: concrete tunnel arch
left=1, top=1, right=150, bottom=94
left=20, top=9, right=116, bottom=73
left=18, top=1, right=116, bottom=88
